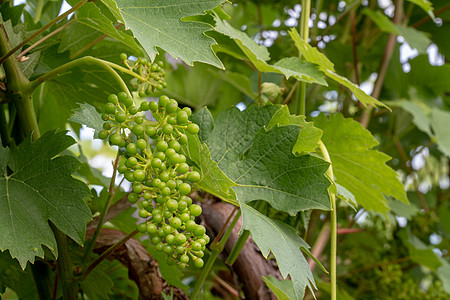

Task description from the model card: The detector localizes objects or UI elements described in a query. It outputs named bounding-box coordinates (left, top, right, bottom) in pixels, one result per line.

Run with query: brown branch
left=360, top=0, right=403, bottom=128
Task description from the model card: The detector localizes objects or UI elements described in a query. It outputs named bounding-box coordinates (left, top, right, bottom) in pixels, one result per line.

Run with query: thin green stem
left=0, top=103, right=10, bottom=146
left=191, top=209, right=241, bottom=299
left=296, top=0, right=311, bottom=116
left=83, top=154, right=120, bottom=263
left=318, top=140, right=337, bottom=300
left=33, top=0, right=45, bottom=23
left=30, top=56, right=135, bottom=97
left=81, top=229, right=139, bottom=280
left=0, top=0, right=89, bottom=66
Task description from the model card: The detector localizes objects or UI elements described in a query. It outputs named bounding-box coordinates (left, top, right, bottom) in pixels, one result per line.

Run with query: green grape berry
left=108, top=94, right=119, bottom=104
left=120, top=53, right=128, bottom=61
left=187, top=123, right=200, bottom=134
left=190, top=204, right=202, bottom=217
left=98, top=130, right=109, bottom=140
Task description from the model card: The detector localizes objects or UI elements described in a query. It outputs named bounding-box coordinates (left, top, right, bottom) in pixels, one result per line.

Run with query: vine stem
left=81, top=229, right=139, bottom=280
left=83, top=154, right=121, bottom=263
left=295, top=0, right=311, bottom=116
left=191, top=208, right=241, bottom=299
left=30, top=56, right=137, bottom=97
left=0, top=0, right=89, bottom=66
left=318, top=140, right=337, bottom=300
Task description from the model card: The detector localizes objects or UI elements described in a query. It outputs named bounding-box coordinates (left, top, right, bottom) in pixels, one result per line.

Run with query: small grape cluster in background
left=98, top=78, right=208, bottom=269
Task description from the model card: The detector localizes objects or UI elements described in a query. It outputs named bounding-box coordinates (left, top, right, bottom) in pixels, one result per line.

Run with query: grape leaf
left=430, top=108, right=450, bottom=157
left=70, top=103, right=104, bottom=138
left=0, top=131, right=92, bottom=268
left=114, top=0, right=225, bottom=68
left=437, top=264, right=450, bottom=294
left=406, top=0, right=435, bottom=19
left=263, top=275, right=296, bottom=300
left=79, top=260, right=114, bottom=299
left=190, top=107, right=214, bottom=144
left=204, top=105, right=330, bottom=214
left=214, top=16, right=327, bottom=85
left=314, top=113, right=408, bottom=213
left=241, top=203, right=315, bottom=299
left=267, top=105, right=323, bottom=154
left=288, top=28, right=389, bottom=109
left=0, top=250, right=23, bottom=293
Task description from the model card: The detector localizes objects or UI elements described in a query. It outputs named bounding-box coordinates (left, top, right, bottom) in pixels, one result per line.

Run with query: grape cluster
left=98, top=91, right=208, bottom=269
left=120, top=53, right=167, bottom=96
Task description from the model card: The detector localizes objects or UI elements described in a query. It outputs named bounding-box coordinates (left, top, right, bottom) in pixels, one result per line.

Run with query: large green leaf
left=406, top=0, right=435, bottom=19
left=314, top=113, right=408, bottom=213
left=263, top=275, right=296, bottom=300
left=430, top=108, right=450, bottom=157
left=114, top=0, right=224, bottom=68
left=241, top=203, right=315, bottom=299
left=267, top=105, right=323, bottom=154
left=203, top=105, right=330, bottom=214
left=0, top=131, right=91, bottom=268
left=214, top=16, right=327, bottom=85
left=288, top=29, right=389, bottom=109
left=0, top=250, right=22, bottom=293
left=70, top=103, right=104, bottom=138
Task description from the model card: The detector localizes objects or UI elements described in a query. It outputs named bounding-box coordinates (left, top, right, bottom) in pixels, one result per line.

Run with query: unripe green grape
left=166, top=234, right=175, bottom=245
left=101, top=113, right=109, bottom=121
left=124, top=171, right=134, bottom=182
left=105, top=103, right=116, bottom=114
left=138, top=90, right=146, bottom=98
left=159, top=171, right=170, bottom=182
left=187, top=123, right=200, bottom=134
left=156, top=194, right=167, bottom=205
left=181, top=195, right=193, bottom=206
left=158, top=181, right=166, bottom=189
left=164, top=210, right=173, bottom=219
left=98, top=130, right=109, bottom=140
left=128, top=193, right=139, bottom=203
left=152, top=178, right=162, bottom=187
left=180, top=212, right=190, bottom=223
left=152, top=236, right=162, bottom=245
left=119, top=139, right=127, bottom=148
left=195, top=250, right=204, bottom=258
left=156, top=84, right=164, bottom=90
left=191, top=242, right=202, bottom=251
left=108, top=94, right=119, bottom=104
left=194, top=258, right=204, bottom=268
left=179, top=183, right=191, bottom=195
left=202, top=235, right=210, bottom=244
left=169, top=140, right=181, bottom=152
left=149, top=101, right=158, bottom=112
left=152, top=209, right=161, bottom=215
left=176, top=111, right=189, bottom=125
left=166, top=99, right=178, bottom=113
left=147, top=223, right=157, bottom=234
left=182, top=107, right=192, bottom=117
left=170, top=217, right=182, bottom=229
left=167, top=116, right=177, bottom=125
left=145, top=125, right=157, bottom=137
left=132, top=124, right=145, bottom=136
left=161, top=187, right=171, bottom=196
left=179, top=154, right=186, bottom=163
left=155, top=152, right=166, bottom=161
left=129, top=106, right=138, bottom=115
left=144, top=179, right=153, bottom=187
left=126, top=157, right=138, bottom=167
left=140, top=101, right=150, bottom=111
left=126, top=143, right=137, bottom=155
left=168, top=153, right=180, bottom=165
left=162, top=124, right=173, bottom=135
left=178, top=134, right=188, bottom=145
left=167, top=180, right=177, bottom=190
left=120, top=53, right=128, bottom=61
left=187, top=171, right=201, bottom=182
left=166, top=257, right=175, bottom=266
left=138, top=223, right=147, bottom=233
left=176, top=246, right=185, bottom=254
left=157, top=228, right=166, bottom=238
left=155, top=243, right=165, bottom=252
left=177, top=263, right=186, bottom=270
left=109, top=133, right=123, bottom=145
left=118, top=164, right=128, bottom=174
left=141, top=200, right=150, bottom=209
left=118, top=92, right=128, bottom=102
left=135, top=116, right=144, bottom=124
left=194, top=225, right=206, bottom=237
left=143, top=192, right=152, bottom=201
left=180, top=254, right=189, bottom=264
left=151, top=157, right=162, bottom=168
left=156, top=140, right=168, bottom=151
left=159, top=95, right=169, bottom=107
left=163, top=225, right=172, bottom=235
left=170, top=170, right=178, bottom=178
left=178, top=201, right=188, bottom=211
left=190, top=204, right=202, bottom=216
left=175, top=233, right=187, bottom=245
left=136, top=139, right=146, bottom=150
left=115, top=111, right=127, bottom=123
left=165, top=148, right=176, bottom=157
left=177, top=163, right=189, bottom=174
left=138, top=209, right=149, bottom=218
left=185, top=220, right=196, bottom=231
left=132, top=182, right=144, bottom=193
left=133, top=169, right=146, bottom=182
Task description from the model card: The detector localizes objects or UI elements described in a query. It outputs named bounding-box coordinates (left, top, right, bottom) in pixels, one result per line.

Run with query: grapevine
left=98, top=55, right=209, bottom=269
